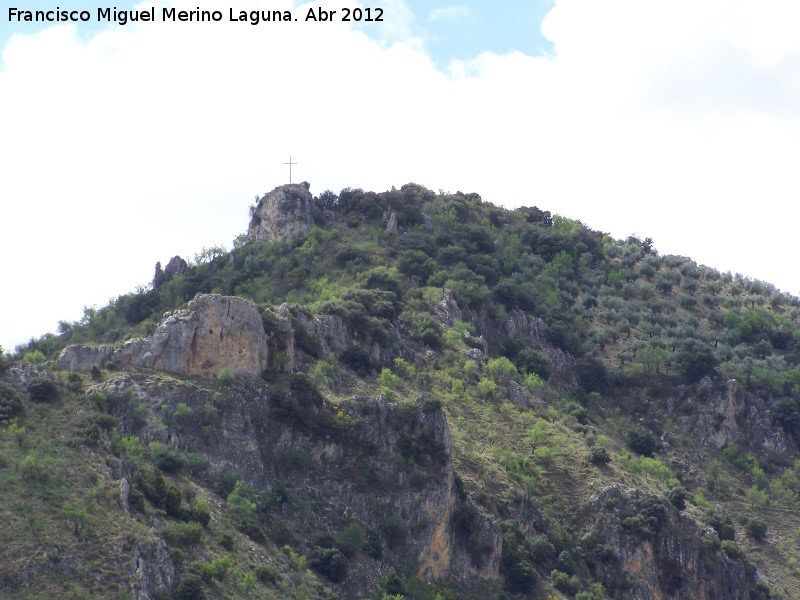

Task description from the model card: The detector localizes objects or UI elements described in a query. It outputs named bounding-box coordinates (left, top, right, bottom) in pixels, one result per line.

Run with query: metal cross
left=283, top=156, right=297, bottom=184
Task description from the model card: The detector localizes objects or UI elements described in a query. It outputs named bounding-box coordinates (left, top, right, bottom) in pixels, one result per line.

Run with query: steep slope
left=4, top=182, right=800, bottom=599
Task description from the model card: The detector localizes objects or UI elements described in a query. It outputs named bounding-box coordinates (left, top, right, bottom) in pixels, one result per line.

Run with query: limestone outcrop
left=247, top=182, right=314, bottom=244
left=57, top=294, right=268, bottom=378
left=153, top=255, right=188, bottom=290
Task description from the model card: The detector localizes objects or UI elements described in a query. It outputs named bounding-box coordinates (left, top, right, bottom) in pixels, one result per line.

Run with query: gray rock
left=247, top=182, right=314, bottom=243
left=58, top=294, right=268, bottom=379
left=385, top=212, right=398, bottom=234
left=119, top=478, right=131, bottom=514
left=436, top=289, right=463, bottom=327
left=465, top=348, right=484, bottom=365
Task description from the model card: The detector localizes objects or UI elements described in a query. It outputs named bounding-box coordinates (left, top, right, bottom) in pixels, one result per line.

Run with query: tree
left=640, top=345, right=667, bottom=376
left=63, top=505, right=90, bottom=538
left=745, top=519, right=768, bottom=541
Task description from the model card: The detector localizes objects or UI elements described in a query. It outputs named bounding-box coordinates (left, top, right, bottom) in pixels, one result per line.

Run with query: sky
left=2, top=0, right=800, bottom=353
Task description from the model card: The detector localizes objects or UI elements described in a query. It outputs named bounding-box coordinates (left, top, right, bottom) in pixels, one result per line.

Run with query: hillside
left=3, top=182, right=800, bottom=599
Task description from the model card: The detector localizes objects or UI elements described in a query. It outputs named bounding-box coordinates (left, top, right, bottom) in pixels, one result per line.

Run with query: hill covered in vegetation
left=3, top=182, right=800, bottom=599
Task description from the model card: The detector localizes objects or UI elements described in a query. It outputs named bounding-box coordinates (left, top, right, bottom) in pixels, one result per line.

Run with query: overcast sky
left=2, top=0, right=800, bottom=353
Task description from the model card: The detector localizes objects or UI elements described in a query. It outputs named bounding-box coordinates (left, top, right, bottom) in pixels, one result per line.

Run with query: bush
left=363, top=529, right=383, bottom=559
left=129, top=488, right=146, bottom=513
left=710, top=513, right=736, bottom=542
left=556, top=550, right=576, bottom=576
left=588, top=446, right=611, bottom=465
left=173, top=573, right=205, bottom=600
left=626, top=426, right=658, bottom=456
left=551, top=570, right=580, bottom=595
left=217, top=368, right=235, bottom=384
left=506, top=561, right=537, bottom=593
left=190, top=497, right=211, bottom=527
left=337, top=524, right=364, bottom=558
left=745, top=519, right=768, bottom=541
left=28, top=378, right=59, bottom=402
left=721, top=540, right=746, bottom=560
left=667, top=485, right=688, bottom=511
left=338, top=345, right=372, bottom=375
left=528, top=535, right=556, bottom=563
left=307, top=547, right=348, bottom=582
left=381, top=572, right=405, bottom=596
left=0, top=382, right=23, bottom=423
left=149, top=442, right=185, bottom=473
left=235, top=516, right=266, bottom=544
left=23, top=350, right=46, bottom=364
left=255, top=565, right=278, bottom=585
left=163, top=522, right=204, bottom=547
left=382, top=516, right=407, bottom=547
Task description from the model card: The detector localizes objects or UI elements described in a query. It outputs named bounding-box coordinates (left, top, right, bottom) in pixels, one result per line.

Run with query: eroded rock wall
left=58, top=294, right=268, bottom=378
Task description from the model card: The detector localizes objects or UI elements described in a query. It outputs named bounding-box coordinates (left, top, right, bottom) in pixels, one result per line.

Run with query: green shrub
left=255, top=565, right=278, bottom=585
left=710, top=513, right=736, bottom=542
left=626, top=426, right=658, bottom=456
left=721, top=540, right=746, bottom=560
left=173, top=573, right=205, bottom=600
left=551, top=570, right=580, bottom=595
left=667, top=486, right=688, bottom=511
left=556, top=550, right=576, bottom=576
left=235, top=516, right=266, bottom=544
left=149, top=442, right=185, bottom=473
left=338, top=345, right=372, bottom=375
left=363, top=528, right=383, bottom=559
left=0, top=382, right=24, bottom=423
left=190, top=496, right=211, bottom=527
left=528, top=535, right=556, bottom=563
left=173, top=403, right=192, bottom=425
left=308, top=547, right=348, bottom=582
left=28, top=378, right=59, bottom=402
left=19, top=452, right=49, bottom=482
left=94, top=413, right=118, bottom=431
left=588, top=446, right=611, bottom=465
left=66, top=372, right=83, bottom=392
left=268, top=519, right=294, bottom=545
left=129, top=488, right=146, bottom=513
left=745, top=519, right=768, bottom=541
left=162, top=522, right=203, bottom=547
left=382, top=516, right=407, bottom=547
left=337, top=524, right=364, bottom=558
left=23, top=350, right=46, bottom=364
left=217, top=368, right=235, bottom=384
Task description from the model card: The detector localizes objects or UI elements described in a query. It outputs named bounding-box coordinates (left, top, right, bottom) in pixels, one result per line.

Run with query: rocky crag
left=247, top=182, right=314, bottom=244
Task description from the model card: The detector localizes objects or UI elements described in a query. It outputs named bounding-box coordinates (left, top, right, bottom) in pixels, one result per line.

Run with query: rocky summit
left=247, top=182, right=314, bottom=244
left=2, top=182, right=797, bottom=600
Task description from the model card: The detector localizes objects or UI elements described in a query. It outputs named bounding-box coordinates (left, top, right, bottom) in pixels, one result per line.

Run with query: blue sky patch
left=362, top=0, right=555, bottom=68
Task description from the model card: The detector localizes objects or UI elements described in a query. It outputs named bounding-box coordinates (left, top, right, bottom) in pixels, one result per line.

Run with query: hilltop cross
left=283, top=156, right=297, bottom=184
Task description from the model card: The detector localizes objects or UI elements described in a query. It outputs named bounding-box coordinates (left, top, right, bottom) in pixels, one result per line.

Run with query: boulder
left=247, top=182, right=314, bottom=244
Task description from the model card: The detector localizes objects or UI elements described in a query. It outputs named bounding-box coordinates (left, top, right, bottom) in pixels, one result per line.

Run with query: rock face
left=58, top=294, right=268, bottom=378
left=98, top=373, right=490, bottom=598
left=247, top=182, right=314, bottom=244
left=153, top=255, right=188, bottom=290
left=582, top=486, right=750, bottom=599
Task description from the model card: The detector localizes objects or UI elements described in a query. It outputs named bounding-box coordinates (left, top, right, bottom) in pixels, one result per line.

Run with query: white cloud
left=3, top=0, right=800, bottom=351
left=427, top=6, right=473, bottom=24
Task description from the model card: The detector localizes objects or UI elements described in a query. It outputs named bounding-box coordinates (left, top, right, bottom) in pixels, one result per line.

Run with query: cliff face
left=57, top=294, right=268, bottom=378
left=247, top=182, right=314, bottom=244
left=97, top=371, right=500, bottom=597
left=582, top=486, right=749, bottom=600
